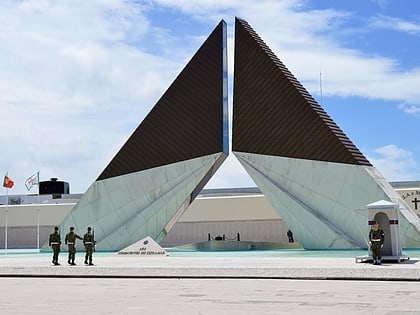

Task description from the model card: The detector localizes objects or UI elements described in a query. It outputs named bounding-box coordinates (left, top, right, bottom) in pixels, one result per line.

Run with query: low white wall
left=161, top=219, right=291, bottom=247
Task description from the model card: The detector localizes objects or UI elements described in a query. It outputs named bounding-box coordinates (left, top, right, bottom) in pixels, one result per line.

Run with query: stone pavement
left=1, top=253, right=420, bottom=280
left=1, top=253, right=420, bottom=314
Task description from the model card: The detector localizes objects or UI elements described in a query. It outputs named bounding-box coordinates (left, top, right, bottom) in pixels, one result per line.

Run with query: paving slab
left=1, top=253, right=420, bottom=281
left=2, top=253, right=420, bottom=314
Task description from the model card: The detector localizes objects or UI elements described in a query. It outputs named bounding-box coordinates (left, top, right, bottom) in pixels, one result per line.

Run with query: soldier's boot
left=377, top=259, right=381, bottom=265
left=84, top=259, right=88, bottom=265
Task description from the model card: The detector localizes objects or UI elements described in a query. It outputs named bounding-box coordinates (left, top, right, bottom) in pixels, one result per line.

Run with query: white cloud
left=398, top=103, right=420, bottom=115
left=369, top=15, right=420, bottom=35
left=0, top=0, right=188, bottom=193
left=206, top=155, right=256, bottom=189
left=1, top=0, right=420, bottom=194
left=150, top=0, right=420, bottom=108
left=245, top=10, right=420, bottom=107
left=150, top=1, right=420, bottom=109
left=367, top=145, right=419, bottom=181
left=369, top=0, right=390, bottom=9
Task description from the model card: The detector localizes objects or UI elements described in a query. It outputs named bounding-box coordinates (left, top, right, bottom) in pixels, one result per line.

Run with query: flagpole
left=5, top=187, right=8, bottom=253
left=319, top=68, right=323, bottom=106
left=37, top=172, right=40, bottom=251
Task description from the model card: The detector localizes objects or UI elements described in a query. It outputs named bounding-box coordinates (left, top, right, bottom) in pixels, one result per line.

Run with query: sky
left=1, top=0, right=420, bottom=195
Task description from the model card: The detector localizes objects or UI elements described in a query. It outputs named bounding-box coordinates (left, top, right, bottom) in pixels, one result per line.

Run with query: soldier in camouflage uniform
left=83, top=227, right=95, bottom=265
left=369, top=222, right=385, bottom=265
left=65, top=227, right=83, bottom=265
left=48, top=226, right=61, bottom=265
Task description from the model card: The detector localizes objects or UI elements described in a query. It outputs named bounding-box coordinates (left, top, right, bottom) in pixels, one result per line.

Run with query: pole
left=36, top=207, right=39, bottom=250
left=5, top=187, right=8, bottom=253
left=92, top=227, right=96, bottom=252
left=37, top=182, right=40, bottom=250
left=319, top=69, right=323, bottom=106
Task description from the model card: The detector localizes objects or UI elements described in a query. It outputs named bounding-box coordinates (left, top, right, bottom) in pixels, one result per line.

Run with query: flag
left=3, top=174, right=14, bottom=189
left=25, top=172, right=39, bottom=191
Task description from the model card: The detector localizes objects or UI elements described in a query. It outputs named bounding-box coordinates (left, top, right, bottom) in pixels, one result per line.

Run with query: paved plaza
left=1, top=252, right=420, bottom=314
left=1, top=252, right=420, bottom=280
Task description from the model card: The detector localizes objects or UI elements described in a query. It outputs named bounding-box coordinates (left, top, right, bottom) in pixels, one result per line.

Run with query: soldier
left=369, top=222, right=385, bottom=265
left=83, top=227, right=95, bottom=265
left=287, top=229, right=294, bottom=243
left=65, top=227, right=83, bottom=265
left=48, top=226, right=61, bottom=265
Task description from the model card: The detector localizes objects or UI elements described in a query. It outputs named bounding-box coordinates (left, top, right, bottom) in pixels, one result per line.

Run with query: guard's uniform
left=65, top=230, right=83, bottom=265
left=49, top=229, right=61, bottom=265
left=83, top=228, right=95, bottom=265
left=369, top=227, right=385, bottom=265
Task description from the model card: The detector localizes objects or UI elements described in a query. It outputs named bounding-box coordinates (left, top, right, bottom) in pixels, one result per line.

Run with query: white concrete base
left=355, top=255, right=410, bottom=263
left=117, top=236, right=169, bottom=257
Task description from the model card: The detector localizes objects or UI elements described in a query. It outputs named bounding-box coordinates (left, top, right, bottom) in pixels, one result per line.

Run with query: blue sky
left=1, top=0, right=419, bottom=195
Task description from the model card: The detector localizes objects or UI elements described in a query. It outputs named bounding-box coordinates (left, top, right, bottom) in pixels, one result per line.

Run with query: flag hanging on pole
left=25, top=172, right=39, bottom=191
left=3, top=173, right=14, bottom=188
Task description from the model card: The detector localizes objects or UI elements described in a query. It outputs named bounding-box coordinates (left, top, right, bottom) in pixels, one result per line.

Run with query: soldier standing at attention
left=83, top=227, right=95, bottom=265
left=49, top=226, right=61, bottom=265
left=369, top=222, right=385, bottom=265
left=65, top=227, right=83, bottom=265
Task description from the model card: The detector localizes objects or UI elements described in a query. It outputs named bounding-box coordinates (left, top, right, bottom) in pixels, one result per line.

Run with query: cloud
left=369, top=15, right=420, bottom=35
left=369, top=0, right=391, bottom=10
left=1, top=0, right=420, bottom=194
left=206, top=155, right=256, bottom=188
left=398, top=103, right=420, bottom=115
left=367, top=145, right=419, bottom=181
left=244, top=10, right=420, bottom=108
left=150, top=0, right=420, bottom=108
left=0, top=0, right=190, bottom=193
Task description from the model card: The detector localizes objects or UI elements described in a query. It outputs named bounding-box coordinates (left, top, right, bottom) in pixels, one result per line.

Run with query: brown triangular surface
left=232, top=17, right=371, bottom=166
left=98, top=20, right=228, bottom=180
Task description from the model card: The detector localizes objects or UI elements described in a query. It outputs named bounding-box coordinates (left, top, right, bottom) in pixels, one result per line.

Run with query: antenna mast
left=319, top=69, right=323, bottom=106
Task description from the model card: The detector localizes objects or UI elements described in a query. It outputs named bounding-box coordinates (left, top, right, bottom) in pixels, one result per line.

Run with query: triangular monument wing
left=48, top=20, right=228, bottom=252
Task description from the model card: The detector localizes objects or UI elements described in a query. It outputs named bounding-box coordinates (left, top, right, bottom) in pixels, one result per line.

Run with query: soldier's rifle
left=92, top=227, right=96, bottom=252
